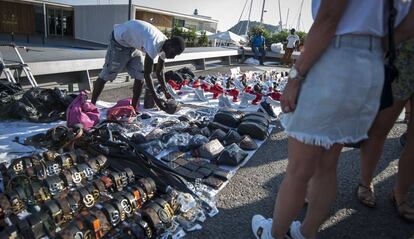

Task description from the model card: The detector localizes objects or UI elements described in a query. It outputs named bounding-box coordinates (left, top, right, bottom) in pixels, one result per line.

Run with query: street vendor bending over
left=91, top=20, right=185, bottom=113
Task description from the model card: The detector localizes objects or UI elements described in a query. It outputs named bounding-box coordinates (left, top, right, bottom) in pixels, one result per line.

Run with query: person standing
left=91, top=20, right=185, bottom=113
left=251, top=30, right=266, bottom=65
left=251, top=0, right=414, bottom=239
left=357, top=40, right=414, bottom=222
left=282, top=29, right=300, bottom=66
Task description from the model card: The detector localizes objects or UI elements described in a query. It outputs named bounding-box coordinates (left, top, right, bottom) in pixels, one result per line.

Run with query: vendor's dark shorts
left=99, top=32, right=145, bottom=81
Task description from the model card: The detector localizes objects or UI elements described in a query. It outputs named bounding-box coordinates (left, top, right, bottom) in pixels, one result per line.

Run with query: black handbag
left=380, top=0, right=398, bottom=110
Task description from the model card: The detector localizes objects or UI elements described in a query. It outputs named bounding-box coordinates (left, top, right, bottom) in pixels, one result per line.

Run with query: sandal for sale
left=357, top=183, right=376, bottom=208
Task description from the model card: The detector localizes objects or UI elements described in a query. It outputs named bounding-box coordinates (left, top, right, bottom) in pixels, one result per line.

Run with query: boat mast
left=245, top=0, right=253, bottom=35
left=260, top=0, right=266, bottom=24
left=285, top=9, right=290, bottom=30
left=278, top=0, right=283, bottom=31
left=296, top=0, right=304, bottom=31
left=236, top=0, right=249, bottom=35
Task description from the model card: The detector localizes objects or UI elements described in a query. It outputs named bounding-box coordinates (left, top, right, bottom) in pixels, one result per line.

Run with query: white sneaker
left=233, top=79, right=245, bottom=91
left=194, top=89, right=208, bottom=102
left=180, top=85, right=194, bottom=93
left=239, top=92, right=256, bottom=108
left=289, top=221, right=306, bottom=239
left=218, top=94, right=232, bottom=108
left=251, top=215, right=274, bottom=239
left=166, top=84, right=180, bottom=99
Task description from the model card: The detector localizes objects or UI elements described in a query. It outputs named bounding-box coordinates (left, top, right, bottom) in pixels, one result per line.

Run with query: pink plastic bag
left=66, top=91, right=100, bottom=130
left=106, top=98, right=137, bottom=123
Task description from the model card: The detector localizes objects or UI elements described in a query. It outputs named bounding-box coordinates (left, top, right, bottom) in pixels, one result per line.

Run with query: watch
left=288, top=65, right=305, bottom=81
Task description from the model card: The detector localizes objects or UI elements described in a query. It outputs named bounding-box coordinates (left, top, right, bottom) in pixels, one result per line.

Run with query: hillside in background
left=228, top=20, right=281, bottom=35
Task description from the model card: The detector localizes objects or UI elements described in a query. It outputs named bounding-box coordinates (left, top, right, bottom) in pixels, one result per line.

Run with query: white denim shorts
left=280, top=34, right=384, bottom=149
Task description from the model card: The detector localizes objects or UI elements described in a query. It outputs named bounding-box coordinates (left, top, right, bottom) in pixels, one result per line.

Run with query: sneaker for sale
left=259, top=101, right=277, bottom=118
left=238, top=92, right=256, bottom=108
left=266, top=97, right=280, bottom=107
left=233, top=79, right=245, bottom=91
left=251, top=215, right=274, bottom=239
left=180, top=85, right=195, bottom=93
left=218, top=94, right=232, bottom=108
left=289, top=221, right=306, bottom=239
left=194, top=89, right=208, bottom=102
left=166, top=84, right=180, bottom=100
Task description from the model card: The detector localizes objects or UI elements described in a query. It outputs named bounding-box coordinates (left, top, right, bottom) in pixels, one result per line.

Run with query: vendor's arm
left=155, top=57, right=172, bottom=99
left=144, top=53, right=166, bottom=110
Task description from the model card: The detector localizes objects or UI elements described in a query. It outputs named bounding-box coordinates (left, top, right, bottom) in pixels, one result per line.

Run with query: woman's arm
left=281, top=0, right=349, bottom=112
left=394, top=1, right=414, bottom=45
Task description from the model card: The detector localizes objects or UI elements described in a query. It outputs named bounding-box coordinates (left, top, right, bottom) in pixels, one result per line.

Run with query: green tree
left=197, top=31, right=209, bottom=47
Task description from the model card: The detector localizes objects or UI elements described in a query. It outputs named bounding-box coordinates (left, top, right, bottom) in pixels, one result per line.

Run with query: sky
left=49, top=0, right=314, bottom=32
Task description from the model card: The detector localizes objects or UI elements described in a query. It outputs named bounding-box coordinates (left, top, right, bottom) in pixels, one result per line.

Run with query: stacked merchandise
left=0, top=150, right=211, bottom=239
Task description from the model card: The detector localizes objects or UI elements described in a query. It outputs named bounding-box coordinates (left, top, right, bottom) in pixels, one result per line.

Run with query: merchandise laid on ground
left=0, top=67, right=288, bottom=238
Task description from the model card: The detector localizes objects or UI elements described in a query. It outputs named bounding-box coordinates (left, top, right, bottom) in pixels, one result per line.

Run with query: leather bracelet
left=141, top=205, right=164, bottom=236
left=85, top=183, right=100, bottom=203
left=67, top=194, right=79, bottom=215
left=80, top=212, right=103, bottom=239
left=85, top=158, right=99, bottom=173
left=78, top=187, right=95, bottom=208
left=76, top=163, right=94, bottom=181
left=31, top=180, right=51, bottom=203
left=148, top=201, right=172, bottom=225
left=99, top=202, right=120, bottom=227
left=90, top=207, right=111, bottom=236
left=46, top=175, right=66, bottom=196
left=109, top=172, right=124, bottom=192
left=38, top=210, right=56, bottom=236
left=137, top=178, right=155, bottom=200
left=126, top=221, right=147, bottom=239
left=121, top=191, right=138, bottom=212
left=60, top=170, right=74, bottom=188
left=10, top=158, right=25, bottom=175
left=154, top=197, right=175, bottom=218
left=69, top=167, right=83, bottom=187
left=57, top=197, right=73, bottom=223
left=56, top=220, right=83, bottom=239
left=119, top=172, right=129, bottom=189
left=55, top=152, right=77, bottom=169
left=0, top=193, right=11, bottom=218
left=6, top=191, right=25, bottom=214
left=14, top=186, right=27, bottom=202
left=127, top=185, right=145, bottom=208
left=34, top=162, right=47, bottom=180
left=138, top=218, right=153, bottom=239
left=124, top=168, right=135, bottom=184
left=115, top=191, right=135, bottom=216
left=44, top=160, right=62, bottom=177
left=43, top=150, right=59, bottom=161
left=92, top=179, right=106, bottom=194
left=100, top=176, right=113, bottom=190
left=69, top=189, right=82, bottom=207
left=26, top=213, right=47, bottom=239
left=95, top=155, right=108, bottom=170
left=111, top=195, right=126, bottom=222
left=22, top=157, right=36, bottom=178
left=16, top=216, right=35, bottom=239
left=43, top=199, right=63, bottom=225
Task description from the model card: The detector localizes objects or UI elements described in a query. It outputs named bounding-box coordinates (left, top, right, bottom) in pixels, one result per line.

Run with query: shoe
left=391, top=192, right=414, bottom=223
left=194, top=89, right=208, bottom=102
left=289, top=221, right=306, bottom=239
left=233, top=79, right=245, bottom=91
left=192, top=79, right=201, bottom=88
left=252, top=93, right=263, bottom=105
left=218, top=94, right=232, bottom=108
left=239, top=92, right=256, bottom=108
left=227, top=89, right=240, bottom=102
left=251, top=215, right=274, bottom=239
left=180, top=85, right=195, bottom=93
left=166, top=84, right=180, bottom=100
left=259, top=101, right=277, bottom=118
left=268, top=92, right=282, bottom=101
left=167, top=80, right=181, bottom=90
left=266, top=97, right=281, bottom=107
left=356, top=183, right=376, bottom=208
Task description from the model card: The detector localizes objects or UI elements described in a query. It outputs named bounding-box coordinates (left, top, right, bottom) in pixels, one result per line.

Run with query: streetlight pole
left=128, top=0, right=132, bottom=20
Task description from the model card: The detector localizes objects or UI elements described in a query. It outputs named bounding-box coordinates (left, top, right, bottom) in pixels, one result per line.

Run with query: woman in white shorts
left=251, top=0, right=414, bottom=238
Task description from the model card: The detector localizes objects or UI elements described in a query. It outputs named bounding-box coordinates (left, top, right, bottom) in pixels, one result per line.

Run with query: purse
left=380, top=0, right=398, bottom=110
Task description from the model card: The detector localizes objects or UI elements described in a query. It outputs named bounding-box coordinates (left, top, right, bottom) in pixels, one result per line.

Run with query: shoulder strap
left=388, top=0, right=397, bottom=65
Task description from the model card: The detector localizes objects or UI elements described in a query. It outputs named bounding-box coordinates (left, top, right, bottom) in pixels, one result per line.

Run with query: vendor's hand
left=281, top=79, right=301, bottom=113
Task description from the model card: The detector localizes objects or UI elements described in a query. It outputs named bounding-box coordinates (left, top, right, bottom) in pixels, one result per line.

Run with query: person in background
left=91, top=20, right=185, bottom=113
left=251, top=0, right=414, bottom=239
left=282, top=28, right=300, bottom=66
left=251, top=30, right=266, bottom=65
left=357, top=40, right=414, bottom=222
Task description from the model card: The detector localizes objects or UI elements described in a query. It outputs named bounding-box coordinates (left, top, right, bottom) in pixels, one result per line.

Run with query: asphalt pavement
left=99, top=64, right=414, bottom=239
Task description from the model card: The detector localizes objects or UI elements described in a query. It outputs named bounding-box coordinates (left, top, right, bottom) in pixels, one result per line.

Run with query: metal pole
left=278, top=0, right=283, bottom=31
left=285, top=9, right=290, bottom=30
left=43, top=3, right=47, bottom=39
left=296, top=0, right=304, bottom=31
left=260, top=0, right=266, bottom=23
left=245, top=0, right=253, bottom=35
left=128, top=0, right=132, bottom=20
left=236, top=0, right=249, bottom=35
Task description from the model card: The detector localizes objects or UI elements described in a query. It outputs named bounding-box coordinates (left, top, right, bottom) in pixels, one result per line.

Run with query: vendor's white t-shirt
left=114, top=20, right=167, bottom=60
left=286, top=34, right=300, bottom=48
left=312, top=0, right=412, bottom=36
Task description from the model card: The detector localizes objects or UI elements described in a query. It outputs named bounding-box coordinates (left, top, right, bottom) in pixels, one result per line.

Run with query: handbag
left=380, top=0, right=398, bottom=110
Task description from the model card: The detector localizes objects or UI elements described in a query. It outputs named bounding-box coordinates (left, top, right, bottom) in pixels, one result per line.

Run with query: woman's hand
left=281, top=80, right=302, bottom=113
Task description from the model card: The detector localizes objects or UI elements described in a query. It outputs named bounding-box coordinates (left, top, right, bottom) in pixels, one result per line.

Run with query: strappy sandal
left=391, top=193, right=414, bottom=223
left=357, top=183, right=376, bottom=208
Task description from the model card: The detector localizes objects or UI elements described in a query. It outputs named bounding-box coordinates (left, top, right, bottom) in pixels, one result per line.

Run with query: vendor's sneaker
left=239, top=92, right=256, bottom=108
left=251, top=215, right=274, bottom=239
left=259, top=101, right=277, bottom=118
left=218, top=94, right=233, bottom=108
left=166, top=84, right=180, bottom=99
left=289, top=221, right=306, bottom=239
left=194, top=89, right=208, bottom=102
left=233, top=79, right=245, bottom=91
